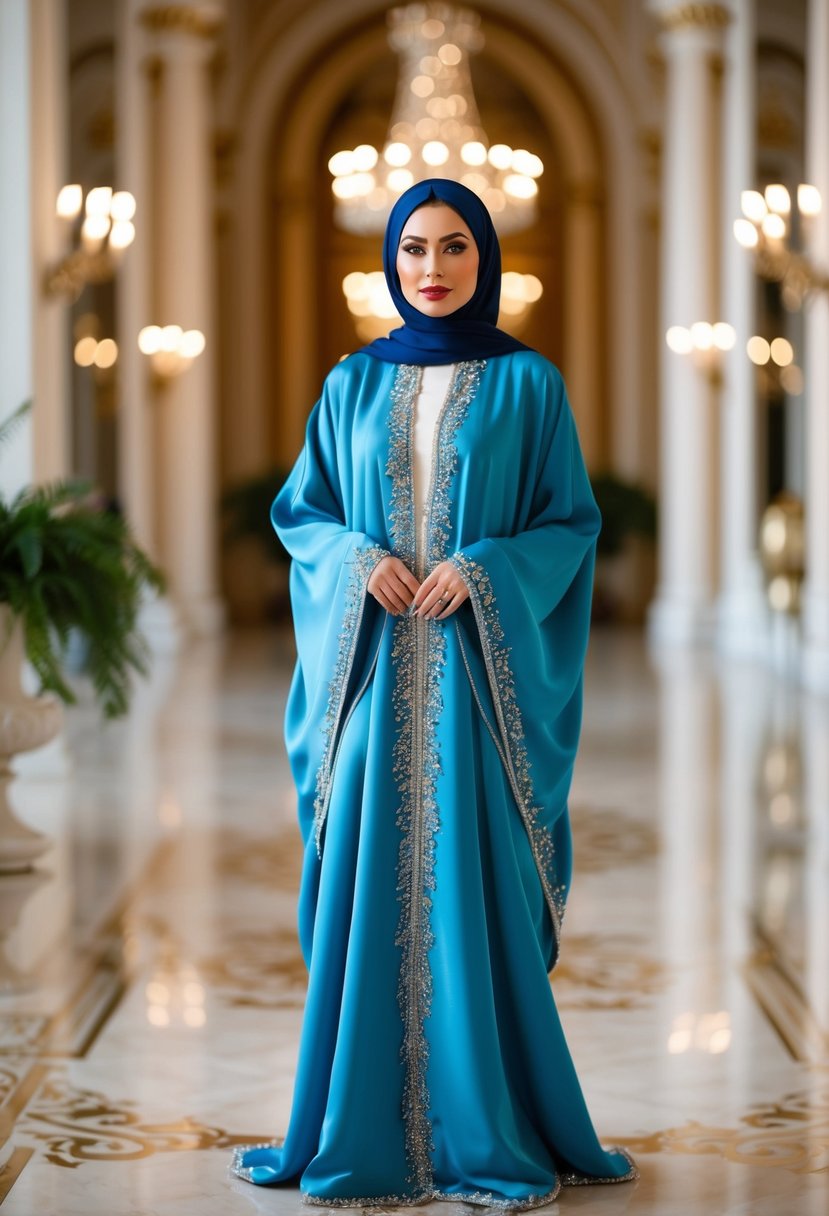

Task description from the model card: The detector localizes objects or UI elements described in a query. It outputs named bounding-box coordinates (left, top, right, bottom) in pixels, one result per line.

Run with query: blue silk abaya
left=230, top=351, right=638, bottom=1207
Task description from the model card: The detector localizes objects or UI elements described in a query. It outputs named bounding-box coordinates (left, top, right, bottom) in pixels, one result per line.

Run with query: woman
left=231, top=179, right=637, bottom=1207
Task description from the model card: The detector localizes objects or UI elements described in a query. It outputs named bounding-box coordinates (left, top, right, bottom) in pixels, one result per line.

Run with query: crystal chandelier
left=342, top=268, right=543, bottom=341
left=329, top=3, right=543, bottom=235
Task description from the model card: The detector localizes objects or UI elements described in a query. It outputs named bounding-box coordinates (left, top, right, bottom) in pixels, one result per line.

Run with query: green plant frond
left=0, top=400, right=32, bottom=450
left=7, top=478, right=92, bottom=515
left=9, top=526, right=43, bottom=579
left=1, top=476, right=165, bottom=718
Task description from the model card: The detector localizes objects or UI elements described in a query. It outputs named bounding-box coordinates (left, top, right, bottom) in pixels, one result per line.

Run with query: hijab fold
left=360, top=178, right=533, bottom=366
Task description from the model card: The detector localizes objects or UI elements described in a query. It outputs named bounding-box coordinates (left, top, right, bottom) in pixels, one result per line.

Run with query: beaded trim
left=302, top=1181, right=562, bottom=1209
left=386, top=361, right=484, bottom=1192
left=231, top=1142, right=637, bottom=1205
left=559, top=1145, right=640, bottom=1186
left=387, top=363, right=421, bottom=568
left=229, top=1142, right=279, bottom=1184
left=312, top=543, right=388, bottom=854
left=300, top=1146, right=638, bottom=1207
left=449, top=552, right=567, bottom=951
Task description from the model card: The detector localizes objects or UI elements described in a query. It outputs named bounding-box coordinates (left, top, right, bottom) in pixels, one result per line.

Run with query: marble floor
left=0, top=625, right=827, bottom=1215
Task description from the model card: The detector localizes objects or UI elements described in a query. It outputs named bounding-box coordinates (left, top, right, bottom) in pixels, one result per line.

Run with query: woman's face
left=395, top=203, right=479, bottom=317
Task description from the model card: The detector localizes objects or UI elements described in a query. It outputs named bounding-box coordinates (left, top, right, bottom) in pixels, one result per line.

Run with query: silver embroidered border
left=558, top=1145, right=640, bottom=1186
left=387, top=363, right=421, bottom=568
left=231, top=1141, right=638, bottom=1207
left=299, top=1147, right=638, bottom=1208
left=449, top=552, right=568, bottom=951
left=386, top=360, right=484, bottom=1194
left=312, top=543, right=388, bottom=854
left=300, top=1154, right=639, bottom=1210
left=302, top=1181, right=562, bottom=1209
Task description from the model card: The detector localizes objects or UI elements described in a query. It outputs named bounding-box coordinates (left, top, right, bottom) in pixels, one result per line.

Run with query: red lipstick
left=419, top=287, right=451, bottom=300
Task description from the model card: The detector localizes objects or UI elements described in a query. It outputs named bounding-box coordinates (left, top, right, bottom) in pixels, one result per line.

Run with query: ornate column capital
left=653, top=3, right=732, bottom=32
left=139, top=3, right=224, bottom=39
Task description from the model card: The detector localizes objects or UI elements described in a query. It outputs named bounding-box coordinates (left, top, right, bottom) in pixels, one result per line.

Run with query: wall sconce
left=746, top=334, right=804, bottom=396
left=74, top=335, right=118, bottom=371
left=72, top=314, right=119, bottom=373
left=138, top=325, right=206, bottom=383
left=45, top=184, right=136, bottom=299
left=734, top=183, right=828, bottom=309
left=665, top=320, right=736, bottom=386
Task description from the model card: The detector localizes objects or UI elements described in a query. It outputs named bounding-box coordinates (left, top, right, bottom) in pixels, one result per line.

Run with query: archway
left=224, top=0, right=645, bottom=483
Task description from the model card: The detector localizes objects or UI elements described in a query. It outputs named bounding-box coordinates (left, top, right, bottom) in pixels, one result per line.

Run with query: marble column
left=0, top=2, right=67, bottom=867
left=30, top=0, right=71, bottom=483
left=801, top=0, right=829, bottom=690
left=0, top=0, right=34, bottom=497
left=647, top=3, right=730, bottom=647
left=117, top=0, right=156, bottom=556
left=563, top=180, right=604, bottom=469
left=141, top=2, right=224, bottom=637
left=117, top=1, right=181, bottom=655
left=716, top=0, right=768, bottom=655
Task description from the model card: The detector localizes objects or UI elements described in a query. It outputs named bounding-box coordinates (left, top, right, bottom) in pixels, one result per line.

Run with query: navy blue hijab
left=361, top=178, right=533, bottom=365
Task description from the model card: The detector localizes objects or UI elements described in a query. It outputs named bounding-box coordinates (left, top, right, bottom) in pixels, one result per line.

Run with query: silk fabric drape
left=231, top=352, right=637, bottom=1206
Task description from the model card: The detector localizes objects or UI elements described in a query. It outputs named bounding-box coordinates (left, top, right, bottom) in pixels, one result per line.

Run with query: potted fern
left=0, top=402, right=164, bottom=718
left=0, top=402, right=164, bottom=870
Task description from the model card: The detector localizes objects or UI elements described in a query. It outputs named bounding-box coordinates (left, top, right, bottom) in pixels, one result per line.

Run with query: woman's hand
left=412, top=561, right=469, bottom=620
left=367, top=555, right=420, bottom=615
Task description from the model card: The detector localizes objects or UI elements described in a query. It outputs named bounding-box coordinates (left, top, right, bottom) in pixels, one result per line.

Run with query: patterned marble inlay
left=553, top=933, right=670, bottom=1009
left=210, top=826, right=303, bottom=891
left=619, top=1086, right=829, bottom=1175
left=0, top=1063, right=19, bottom=1104
left=0, top=1016, right=50, bottom=1056
left=570, top=805, right=660, bottom=872
left=12, top=1073, right=829, bottom=1180
left=19, top=1077, right=266, bottom=1168
left=197, top=927, right=308, bottom=1009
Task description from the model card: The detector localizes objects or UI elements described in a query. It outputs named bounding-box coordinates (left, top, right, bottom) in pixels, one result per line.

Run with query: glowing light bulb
left=764, top=183, right=791, bottom=214
left=383, top=142, right=411, bottom=167
left=741, top=190, right=767, bottom=222
left=56, top=184, right=83, bottom=219
left=747, top=335, right=771, bottom=364
left=798, top=183, right=821, bottom=216
left=460, top=141, right=487, bottom=166
left=666, top=326, right=693, bottom=354
left=733, top=218, right=759, bottom=248
left=422, top=141, right=449, bottom=166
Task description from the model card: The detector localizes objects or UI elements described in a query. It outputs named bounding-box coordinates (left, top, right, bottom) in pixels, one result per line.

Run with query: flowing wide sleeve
left=450, top=366, right=601, bottom=969
left=271, top=367, right=389, bottom=857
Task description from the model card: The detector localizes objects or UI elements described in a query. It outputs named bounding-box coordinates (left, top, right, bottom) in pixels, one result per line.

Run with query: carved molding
left=658, top=4, right=732, bottom=32
left=139, top=4, right=224, bottom=39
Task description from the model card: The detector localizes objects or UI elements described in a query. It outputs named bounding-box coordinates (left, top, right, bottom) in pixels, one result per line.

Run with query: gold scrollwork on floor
left=210, top=827, right=303, bottom=891
left=554, top=933, right=670, bottom=1009
left=570, top=806, right=660, bottom=873
left=16, top=1074, right=829, bottom=1178
left=19, top=1077, right=268, bottom=1168
left=618, top=1086, right=829, bottom=1174
left=197, top=926, right=309, bottom=1008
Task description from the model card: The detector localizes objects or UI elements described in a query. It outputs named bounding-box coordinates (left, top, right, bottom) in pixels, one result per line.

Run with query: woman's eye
left=402, top=244, right=425, bottom=255
left=446, top=243, right=467, bottom=254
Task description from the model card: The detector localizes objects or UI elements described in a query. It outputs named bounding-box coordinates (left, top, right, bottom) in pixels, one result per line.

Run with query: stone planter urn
left=0, top=606, right=62, bottom=873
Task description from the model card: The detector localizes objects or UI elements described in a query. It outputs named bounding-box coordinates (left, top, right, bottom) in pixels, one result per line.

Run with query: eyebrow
left=400, top=231, right=470, bottom=243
